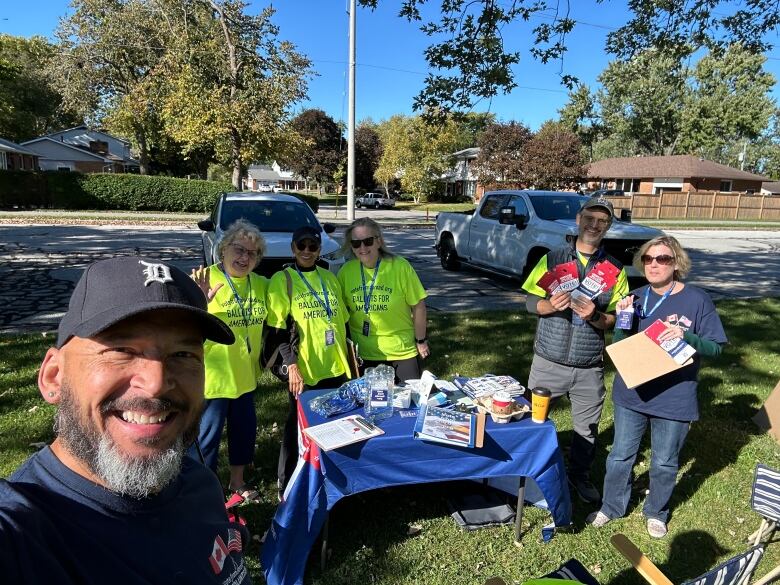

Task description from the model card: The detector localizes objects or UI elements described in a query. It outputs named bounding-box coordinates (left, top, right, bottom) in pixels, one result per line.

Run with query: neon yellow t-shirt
left=266, top=266, right=350, bottom=386
left=337, top=256, right=427, bottom=361
left=204, top=265, right=268, bottom=399
left=521, top=251, right=628, bottom=312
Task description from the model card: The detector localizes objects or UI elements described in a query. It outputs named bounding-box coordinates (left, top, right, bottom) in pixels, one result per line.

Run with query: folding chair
left=748, top=464, right=780, bottom=585
left=484, top=558, right=600, bottom=585
left=611, top=533, right=766, bottom=585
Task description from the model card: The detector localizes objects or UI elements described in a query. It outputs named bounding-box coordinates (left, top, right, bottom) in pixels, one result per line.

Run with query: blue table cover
left=262, top=390, right=572, bottom=585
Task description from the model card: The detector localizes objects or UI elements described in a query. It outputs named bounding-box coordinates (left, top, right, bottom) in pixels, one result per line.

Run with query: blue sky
left=3, top=1, right=780, bottom=130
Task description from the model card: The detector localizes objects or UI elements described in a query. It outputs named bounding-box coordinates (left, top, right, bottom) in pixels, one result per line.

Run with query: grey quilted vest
left=533, top=240, right=623, bottom=367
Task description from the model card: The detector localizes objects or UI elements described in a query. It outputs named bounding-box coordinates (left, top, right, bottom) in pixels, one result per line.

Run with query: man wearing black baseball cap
left=0, top=257, right=253, bottom=584
left=521, top=196, right=628, bottom=506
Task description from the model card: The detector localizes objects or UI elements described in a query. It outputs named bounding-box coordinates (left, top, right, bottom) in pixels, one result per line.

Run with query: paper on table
left=303, top=415, right=384, bottom=451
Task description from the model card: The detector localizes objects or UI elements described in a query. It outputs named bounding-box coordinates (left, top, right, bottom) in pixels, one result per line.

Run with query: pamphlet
left=643, top=319, right=697, bottom=365
left=537, top=261, right=580, bottom=295
left=462, top=375, right=525, bottom=400
left=413, top=404, right=485, bottom=448
left=303, top=415, right=385, bottom=451
left=571, top=260, right=620, bottom=302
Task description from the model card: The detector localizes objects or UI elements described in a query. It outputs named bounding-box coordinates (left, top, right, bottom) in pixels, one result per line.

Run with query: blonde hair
left=341, top=217, right=396, bottom=260
left=217, top=219, right=266, bottom=269
left=633, top=235, right=691, bottom=280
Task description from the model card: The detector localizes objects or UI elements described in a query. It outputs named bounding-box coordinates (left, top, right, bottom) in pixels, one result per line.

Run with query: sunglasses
left=295, top=240, right=320, bottom=252
left=350, top=236, right=376, bottom=249
left=229, top=244, right=258, bottom=260
left=640, top=254, right=675, bottom=266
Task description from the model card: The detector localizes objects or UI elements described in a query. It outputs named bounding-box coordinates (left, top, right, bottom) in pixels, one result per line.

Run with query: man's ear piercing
left=48, top=392, right=56, bottom=398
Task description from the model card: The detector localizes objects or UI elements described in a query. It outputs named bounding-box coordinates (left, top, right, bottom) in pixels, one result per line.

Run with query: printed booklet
left=303, top=415, right=385, bottom=451
left=413, top=403, right=485, bottom=448
left=461, top=375, right=525, bottom=400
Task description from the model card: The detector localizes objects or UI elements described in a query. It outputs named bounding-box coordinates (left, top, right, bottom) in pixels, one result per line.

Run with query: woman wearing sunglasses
left=337, top=218, right=428, bottom=382
left=587, top=235, right=726, bottom=538
left=190, top=219, right=269, bottom=503
left=267, top=225, right=351, bottom=495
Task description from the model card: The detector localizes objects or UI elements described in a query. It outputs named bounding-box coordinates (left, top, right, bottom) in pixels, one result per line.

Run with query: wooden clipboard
left=606, top=333, right=693, bottom=389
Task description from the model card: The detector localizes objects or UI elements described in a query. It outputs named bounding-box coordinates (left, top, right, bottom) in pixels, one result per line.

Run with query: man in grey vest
left=521, top=197, right=628, bottom=504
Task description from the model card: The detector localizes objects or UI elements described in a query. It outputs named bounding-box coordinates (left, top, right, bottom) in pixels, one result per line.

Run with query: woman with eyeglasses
left=190, top=218, right=269, bottom=503
left=337, top=218, right=428, bottom=382
left=587, top=235, right=727, bottom=539
left=267, top=225, right=351, bottom=495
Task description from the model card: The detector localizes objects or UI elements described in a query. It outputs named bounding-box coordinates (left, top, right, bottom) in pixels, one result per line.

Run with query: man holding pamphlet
left=587, top=236, right=726, bottom=538
left=522, top=197, right=628, bottom=505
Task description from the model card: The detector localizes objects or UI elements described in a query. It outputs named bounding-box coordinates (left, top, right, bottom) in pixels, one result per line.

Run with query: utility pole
left=347, top=0, right=356, bottom=221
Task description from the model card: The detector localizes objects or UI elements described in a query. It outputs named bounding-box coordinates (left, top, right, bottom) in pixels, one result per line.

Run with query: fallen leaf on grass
left=407, top=524, right=422, bottom=536
left=27, top=405, right=38, bottom=413
left=728, top=529, right=736, bottom=536
left=591, top=564, right=602, bottom=575
left=737, top=517, right=745, bottom=524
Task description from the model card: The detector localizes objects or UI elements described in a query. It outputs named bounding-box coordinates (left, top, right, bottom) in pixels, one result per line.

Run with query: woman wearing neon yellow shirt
left=338, top=218, right=429, bottom=383
left=191, top=219, right=268, bottom=503
left=267, top=225, right=351, bottom=494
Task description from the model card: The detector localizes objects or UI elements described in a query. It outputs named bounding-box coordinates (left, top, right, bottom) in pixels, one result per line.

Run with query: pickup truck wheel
left=374, top=202, right=380, bottom=209
left=439, top=238, right=461, bottom=271
left=356, top=201, right=362, bottom=208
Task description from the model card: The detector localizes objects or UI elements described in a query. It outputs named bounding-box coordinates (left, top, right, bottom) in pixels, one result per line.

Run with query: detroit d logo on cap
left=139, top=260, right=173, bottom=286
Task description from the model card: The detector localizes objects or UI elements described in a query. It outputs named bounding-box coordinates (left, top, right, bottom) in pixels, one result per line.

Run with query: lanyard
left=641, top=282, right=675, bottom=319
left=295, top=266, right=333, bottom=322
left=220, top=265, right=253, bottom=326
left=359, top=259, right=381, bottom=316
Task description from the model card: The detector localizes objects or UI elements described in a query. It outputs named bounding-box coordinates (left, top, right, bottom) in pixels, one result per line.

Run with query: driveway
left=1, top=224, right=778, bottom=333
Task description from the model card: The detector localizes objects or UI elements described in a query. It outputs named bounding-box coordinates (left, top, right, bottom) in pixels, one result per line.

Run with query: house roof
left=587, top=155, right=767, bottom=181
left=247, top=164, right=281, bottom=181
left=761, top=181, right=780, bottom=193
left=0, top=137, right=38, bottom=156
left=42, top=125, right=132, bottom=146
left=452, top=147, right=480, bottom=159
left=22, top=137, right=113, bottom=161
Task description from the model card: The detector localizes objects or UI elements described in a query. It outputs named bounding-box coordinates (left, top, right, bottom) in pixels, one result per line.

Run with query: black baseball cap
left=56, top=257, right=234, bottom=348
left=291, top=225, right=322, bottom=244
left=580, top=196, right=614, bottom=218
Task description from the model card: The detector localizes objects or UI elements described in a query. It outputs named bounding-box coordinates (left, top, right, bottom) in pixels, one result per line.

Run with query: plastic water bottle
left=363, top=364, right=395, bottom=422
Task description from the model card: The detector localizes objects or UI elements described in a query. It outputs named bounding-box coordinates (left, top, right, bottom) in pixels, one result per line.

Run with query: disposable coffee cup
left=491, top=391, right=513, bottom=415
left=531, top=387, right=552, bottom=423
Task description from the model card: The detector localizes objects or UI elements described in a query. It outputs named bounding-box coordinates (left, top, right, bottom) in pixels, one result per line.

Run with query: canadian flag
left=209, top=535, right=229, bottom=574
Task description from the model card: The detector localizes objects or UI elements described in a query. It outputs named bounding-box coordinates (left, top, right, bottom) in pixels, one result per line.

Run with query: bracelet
left=415, top=337, right=428, bottom=344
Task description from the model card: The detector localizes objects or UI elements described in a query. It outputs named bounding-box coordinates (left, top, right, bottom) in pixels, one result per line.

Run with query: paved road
left=1, top=223, right=778, bottom=333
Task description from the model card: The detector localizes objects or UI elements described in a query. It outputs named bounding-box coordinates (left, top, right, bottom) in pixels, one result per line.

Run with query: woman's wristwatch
left=415, top=337, right=428, bottom=344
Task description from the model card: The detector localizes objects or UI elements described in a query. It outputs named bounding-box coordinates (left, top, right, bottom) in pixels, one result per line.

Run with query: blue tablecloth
left=262, top=391, right=572, bottom=585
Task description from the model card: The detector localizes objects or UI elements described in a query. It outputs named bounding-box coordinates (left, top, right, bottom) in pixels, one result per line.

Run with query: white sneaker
left=586, top=510, right=612, bottom=528
left=647, top=518, right=668, bottom=538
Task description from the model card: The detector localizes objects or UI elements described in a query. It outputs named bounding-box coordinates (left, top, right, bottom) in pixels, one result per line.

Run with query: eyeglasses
left=295, top=240, right=320, bottom=252
left=229, top=244, right=258, bottom=260
left=640, top=254, right=675, bottom=266
left=350, top=236, right=376, bottom=249
left=581, top=215, right=610, bottom=227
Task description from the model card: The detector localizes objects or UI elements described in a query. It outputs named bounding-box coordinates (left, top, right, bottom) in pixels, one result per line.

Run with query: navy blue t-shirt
left=0, top=447, right=253, bottom=585
left=612, top=284, right=727, bottom=421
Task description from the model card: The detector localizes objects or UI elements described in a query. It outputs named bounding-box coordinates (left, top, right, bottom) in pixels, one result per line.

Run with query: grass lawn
left=2, top=300, right=780, bottom=584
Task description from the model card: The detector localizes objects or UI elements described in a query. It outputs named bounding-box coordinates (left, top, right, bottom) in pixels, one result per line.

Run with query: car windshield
left=529, top=194, right=586, bottom=221
left=219, top=199, right=320, bottom=232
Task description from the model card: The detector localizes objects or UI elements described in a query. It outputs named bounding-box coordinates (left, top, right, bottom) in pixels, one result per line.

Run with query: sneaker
left=586, top=510, right=612, bottom=528
left=647, top=518, right=668, bottom=538
left=568, top=477, right=602, bottom=504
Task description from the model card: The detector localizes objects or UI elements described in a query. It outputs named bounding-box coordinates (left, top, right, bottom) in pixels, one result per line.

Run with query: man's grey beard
left=54, top=381, right=201, bottom=499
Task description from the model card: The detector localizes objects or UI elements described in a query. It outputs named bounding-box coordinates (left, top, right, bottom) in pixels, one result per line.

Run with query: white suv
left=356, top=192, right=395, bottom=209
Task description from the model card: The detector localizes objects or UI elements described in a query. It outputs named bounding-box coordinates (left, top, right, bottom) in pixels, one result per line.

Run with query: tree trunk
left=231, top=128, right=243, bottom=190
left=134, top=127, right=150, bottom=175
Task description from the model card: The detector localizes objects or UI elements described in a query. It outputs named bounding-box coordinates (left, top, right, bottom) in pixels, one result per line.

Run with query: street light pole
left=347, top=0, right=356, bottom=221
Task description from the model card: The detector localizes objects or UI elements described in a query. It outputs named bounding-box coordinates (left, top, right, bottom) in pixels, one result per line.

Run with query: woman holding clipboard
left=587, top=235, right=726, bottom=538
left=337, top=218, right=429, bottom=383
left=267, top=225, right=352, bottom=496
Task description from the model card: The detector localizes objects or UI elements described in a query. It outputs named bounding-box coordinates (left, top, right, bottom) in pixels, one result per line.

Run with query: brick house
left=0, top=138, right=40, bottom=171
left=21, top=127, right=139, bottom=173
left=587, top=155, right=767, bottom=194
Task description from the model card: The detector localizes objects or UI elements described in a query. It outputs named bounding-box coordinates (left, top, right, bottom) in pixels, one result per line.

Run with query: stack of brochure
left=460, top=375, right=525, bottom=400
left=413, top=404, right=485, bottom=448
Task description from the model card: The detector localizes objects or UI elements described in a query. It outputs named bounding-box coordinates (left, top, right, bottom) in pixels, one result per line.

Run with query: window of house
left=720, top=180, right=732, bottom=192
left=0, top=153, right=7, bottom=170
left=57, top=166, right=72, bottom=172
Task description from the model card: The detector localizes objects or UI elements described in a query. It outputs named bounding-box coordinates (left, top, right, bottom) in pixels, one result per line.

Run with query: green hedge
left=0, top=171, right=320, bottom=213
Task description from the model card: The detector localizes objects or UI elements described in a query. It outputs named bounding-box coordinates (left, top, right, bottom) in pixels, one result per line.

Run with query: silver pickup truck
left=435, top=190, right=663, bottom=279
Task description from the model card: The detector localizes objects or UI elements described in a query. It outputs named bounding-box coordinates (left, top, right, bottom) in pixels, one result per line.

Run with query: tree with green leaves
left=0, top=35, right=79, bottom=142
left=521, top=121, right=585, bottom=190
left=472, top=121, right=533, bottom=187
left=278, top=109, right=344, bottom=193
left=558, top=84, right=602, bottom=162
left=159, top=0, right=311, bottom=188
left=355, top=122, right=383, bottom=191
left=362, top=1, right=780, bottom=117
